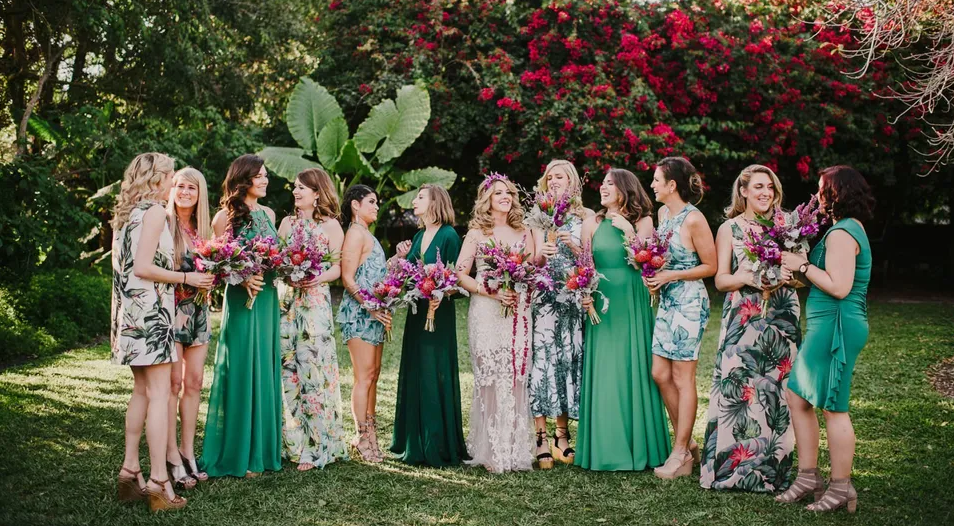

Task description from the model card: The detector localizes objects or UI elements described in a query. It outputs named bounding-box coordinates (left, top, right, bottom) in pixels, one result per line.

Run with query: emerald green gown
left=575, top=220, right=671, bottom=471
left=789, top=218, right=871, bottom=412
left=390, top=224, right=469, bottom=466
left=200, top=209, right=283, bottom=476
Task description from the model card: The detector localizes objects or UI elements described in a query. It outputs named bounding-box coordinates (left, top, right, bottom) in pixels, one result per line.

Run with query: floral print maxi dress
left=699, top=220, right=798, bottom=492
left=110, top=201, right=176, bottom=366
left=529, top=215, right=585, bottom=419
left=279, top=220, right=349, bottom=467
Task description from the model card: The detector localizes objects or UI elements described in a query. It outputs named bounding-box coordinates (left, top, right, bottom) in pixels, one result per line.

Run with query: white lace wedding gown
left=465, top=260, right=534, bottom=473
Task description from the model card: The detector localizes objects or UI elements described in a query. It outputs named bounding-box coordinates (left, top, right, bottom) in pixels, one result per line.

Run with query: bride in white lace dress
left=456, top=174, right=552, bottom=473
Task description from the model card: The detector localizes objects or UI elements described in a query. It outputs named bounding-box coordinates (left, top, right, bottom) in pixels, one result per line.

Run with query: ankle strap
left=120, top=467, right=141, bottom=476
left=149, top=478, right=170, bottom=486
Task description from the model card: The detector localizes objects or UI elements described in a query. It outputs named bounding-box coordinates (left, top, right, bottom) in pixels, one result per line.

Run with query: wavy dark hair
left=341, top=184, right=377, bottom=227
left=297, top=167, right=340, bottom=221
left=220, top=154, right=264, bottom=235
left=818, top=165, right=875, bottom=222
left=596, top=168, right=654, bottom=223
left=657, top=156, right=704, bottom=204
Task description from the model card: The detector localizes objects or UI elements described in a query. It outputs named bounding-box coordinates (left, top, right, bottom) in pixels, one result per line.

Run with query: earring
left=314, top=200, right=318, bottom=208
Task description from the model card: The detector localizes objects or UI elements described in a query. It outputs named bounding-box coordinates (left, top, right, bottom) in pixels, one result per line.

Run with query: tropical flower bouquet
left=242, top=235, right=282, bottom=308
left=624, top=230, right=673, bottom=307
left=475, top=239, right=539, bottom=318
left=743, top=196, right=826, bottom=315
left=558, top=247, right=608, bottom=324
left=357, top=258, right=416, bottom=342
left=523, top=188, right=578, bottom=243
left=274, top=222, right=338, bottom=287
left=193, top=232, right=254, bottom=295
left=405, top=250, right=469, bottom=332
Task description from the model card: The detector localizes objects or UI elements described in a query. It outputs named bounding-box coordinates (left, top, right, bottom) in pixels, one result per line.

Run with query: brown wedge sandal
left=146, top=478, right=187, bottom=512
left=534, top=430, right=554, bottom=470
left=117, top=467, right=146, bottom=502
left=807, top=478, right=858, bottom=513
left=552, top=427, right=575, bottom=464
left=775, top=468, right=825, bottom=504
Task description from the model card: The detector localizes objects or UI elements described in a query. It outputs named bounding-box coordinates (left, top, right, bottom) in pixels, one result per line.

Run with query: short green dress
left=788, top=219, right=871, bottom=412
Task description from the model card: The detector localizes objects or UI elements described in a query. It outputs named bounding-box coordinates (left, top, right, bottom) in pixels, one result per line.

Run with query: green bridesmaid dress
left=788, top=218, right=871, bottom=412
left=200, top=209, right=283, bottom=476
left=575, top=220, right=671, bottom=471
left=390, top=224, right=469, bottom=466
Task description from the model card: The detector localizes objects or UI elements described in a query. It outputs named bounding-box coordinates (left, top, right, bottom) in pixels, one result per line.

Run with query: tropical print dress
left=651, top=203, right=710, bottom=361
left=279, top=219, right=349, bottom=468
left=110, top=200, right=176, bottom=366
left=529, top=215, right=585, bottom=419
left=336, top=234, right=387, bottom=345
left=173, top=246, right=211, bottom=347
left=700, top=220, right=798, bottom=492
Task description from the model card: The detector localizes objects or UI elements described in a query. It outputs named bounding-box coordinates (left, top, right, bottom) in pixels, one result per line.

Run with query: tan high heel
left=654, top=450, right=693, bottom=479
left=775, top=468, right=825, bottom=504
left=146, top=478, right=187, bottom=512
left=534, top=430, right=554, bottom=470
left=117, top=467, right=146, bottom=502
left=688, top=440, right=701, bottom=465
left=350, top=420, right=380, bottom=463
left=368, top=414, right=384, bottom=462
left=807, top=477, right=858, bottom=513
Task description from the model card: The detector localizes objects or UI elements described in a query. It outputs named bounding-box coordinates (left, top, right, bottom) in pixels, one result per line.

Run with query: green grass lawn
left=1, top=297, right=953, bottom=525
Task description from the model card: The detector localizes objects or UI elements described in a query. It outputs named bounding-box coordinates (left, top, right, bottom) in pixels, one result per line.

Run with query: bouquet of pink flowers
left=242, top=235, right=282, bottom=308
left=557, top=247, right=608, bottom=324
left=357, top=258, right=416, bottom=342
left=274, top=222, right=338, bottom=286
left=476, top=239, right=539, bottom=318
left=194, top=232, right=254, bottom=288
left=405, top=250, right=469, bottom=332
left=624, top=230, right=674, bottom=307
left=523, top=188, right=579, bottom=243
left=743, top=196, right=826, bottom=314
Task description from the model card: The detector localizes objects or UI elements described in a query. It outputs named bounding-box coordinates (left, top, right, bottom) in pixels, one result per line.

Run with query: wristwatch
left=799, top=262, right=810, bottom=274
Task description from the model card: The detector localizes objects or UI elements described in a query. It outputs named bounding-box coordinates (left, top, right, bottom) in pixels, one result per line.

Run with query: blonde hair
left=297, top=168, right=340, bottom=221
left=111, top=153, right=175, bottom=230
left=417, top=184, right=455, bottom=227
left=537, top=159, right=585, bottom=217
left=468, top=178, right=525, bottom=235
left=166, top=167, right=212, bottom=269
left=724, top=164, right=784, bottom=219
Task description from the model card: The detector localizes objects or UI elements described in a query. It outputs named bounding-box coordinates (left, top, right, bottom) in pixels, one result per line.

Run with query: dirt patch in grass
left=929, top=357, right=954, bottom=399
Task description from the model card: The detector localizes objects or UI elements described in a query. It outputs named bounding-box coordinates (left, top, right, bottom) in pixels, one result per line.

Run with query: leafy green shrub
left=16, top=270, right=111, bottom=349
left=0, top=292, right=58, bottom=365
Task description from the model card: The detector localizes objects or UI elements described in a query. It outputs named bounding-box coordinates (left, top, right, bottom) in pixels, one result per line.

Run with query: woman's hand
left=496, top=289, right=517, bottom=307
left=298, top=276, right=321, bottom=290
left=243, top=274, right=264, bottom=298
left=644, top=270, right=674, bottom=293
left=608, top=213, right=636, bottom=238
left=428, top=297, right=441, bottom=312
left=539, top=241, right=558, bottom=259
left=396, top=240, right=412, bottom=258
left=556, top=230, right=581, bottom=254
left=780, top=266, right=794, bottom=284
left=581, top=295, right=594, bottom=310
left=733, top=268, right=758, bottom=290
left=372, top=309, right=392, bottom=326
left=186, top=272, right=215, bottom=289
left=781, top=251, right=808, bottom=272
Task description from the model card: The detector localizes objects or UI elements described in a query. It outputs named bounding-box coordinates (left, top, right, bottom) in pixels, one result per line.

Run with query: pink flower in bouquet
left=557, top=246, right=608, bottom=324
left=406, top=250, right=469, bottom=331
left=357, top=257, right=416, bottom=341
left=275, top=221, right=338, bottom=285
left=624, top=230, right=673, bottom=306
left=193, top=232, right=252, bottom=287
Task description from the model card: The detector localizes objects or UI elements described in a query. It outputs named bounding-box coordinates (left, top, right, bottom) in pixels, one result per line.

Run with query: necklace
left=350, top=221, right=369, bottom=232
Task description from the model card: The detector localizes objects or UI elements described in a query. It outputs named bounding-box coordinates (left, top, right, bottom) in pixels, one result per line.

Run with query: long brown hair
left=297, top=167, right=340, bottom=221
left=657, top=156, right=704, bottom=204
left=468, top=178, right=525, bottom=235
left=220, top=154, right=264, bottom=235
left=166, top=167, right=212, bottom=269
left=724, top=164, right=784, bottom=219
left=596, top=168, right=653, bottom=223
left=418, top=184, right=455, bottom=227
left=818, top=165, right=875, bottom=222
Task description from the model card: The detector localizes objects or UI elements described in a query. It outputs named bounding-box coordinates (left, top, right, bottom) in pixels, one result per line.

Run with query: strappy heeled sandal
left=552, top=427, right=575, bottom=464
left=368, top=415, right=384, bottom=462
left=653, top=449, right=693, bottom=479
left=535, top=430, right=554, bottom=470
left=350, top=420, right=380, bottom=463
left=179, top=451, right=208, bottom=482
left=117, top=466, right=146, bottom=502
left=807, top=478, right=857, bottom=513
left=146, top=478, right=187, bottom=512
left=775, top=468, right=825, bottom=504
left=167, top=460, right=197, bottom=490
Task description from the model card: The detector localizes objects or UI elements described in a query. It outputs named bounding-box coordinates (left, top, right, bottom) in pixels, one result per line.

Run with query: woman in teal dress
left=200, top=154, right=283, bottom=478
left=777, top=166, right=874, bottom=514
left=645, top=157, right=717, bottom=480
left=701, top=165, right=799, bottom=493
left=337, top=184, right=391, bottom=462
left=575, top=168, right=671, bottom=472
left=390, top=184, right=468, bottom=466
left=277, top=168, right=349, bottom=470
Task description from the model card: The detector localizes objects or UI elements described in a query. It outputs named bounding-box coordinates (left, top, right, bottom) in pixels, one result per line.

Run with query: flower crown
left=481, top=172, right=510, bottom=191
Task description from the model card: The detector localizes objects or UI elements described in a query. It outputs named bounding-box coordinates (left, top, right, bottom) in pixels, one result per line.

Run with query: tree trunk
left=16, top=46, right=63, bottom=157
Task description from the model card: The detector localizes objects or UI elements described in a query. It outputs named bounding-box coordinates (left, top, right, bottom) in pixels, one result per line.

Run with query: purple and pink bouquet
left=523, top=188, right=579, bottom=243
left=242, top=235, right=282, bottom=308
left=475, top=239, right=539, bottom=318
left=405, top=250, right=469, bottom=332
left=624, top=230, right=674, bottom=307
left=558, top=246, right=609, bottom=324
left=194, top=232, right=254, bottom=290
left=743, top=196, right=826, bottom=314
left=274, top=222, right=338, bottom=286
left=357, top=258, right=416, bottom=342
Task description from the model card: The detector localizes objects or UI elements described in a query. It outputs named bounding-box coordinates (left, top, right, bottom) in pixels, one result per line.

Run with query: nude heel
left=146, top=478, right=187, bottom=512
left=653, top=450, right=692, bottom=480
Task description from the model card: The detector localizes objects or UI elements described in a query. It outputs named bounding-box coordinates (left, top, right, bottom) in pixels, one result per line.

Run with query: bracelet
left=182, top=272, right=187, bottom=285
